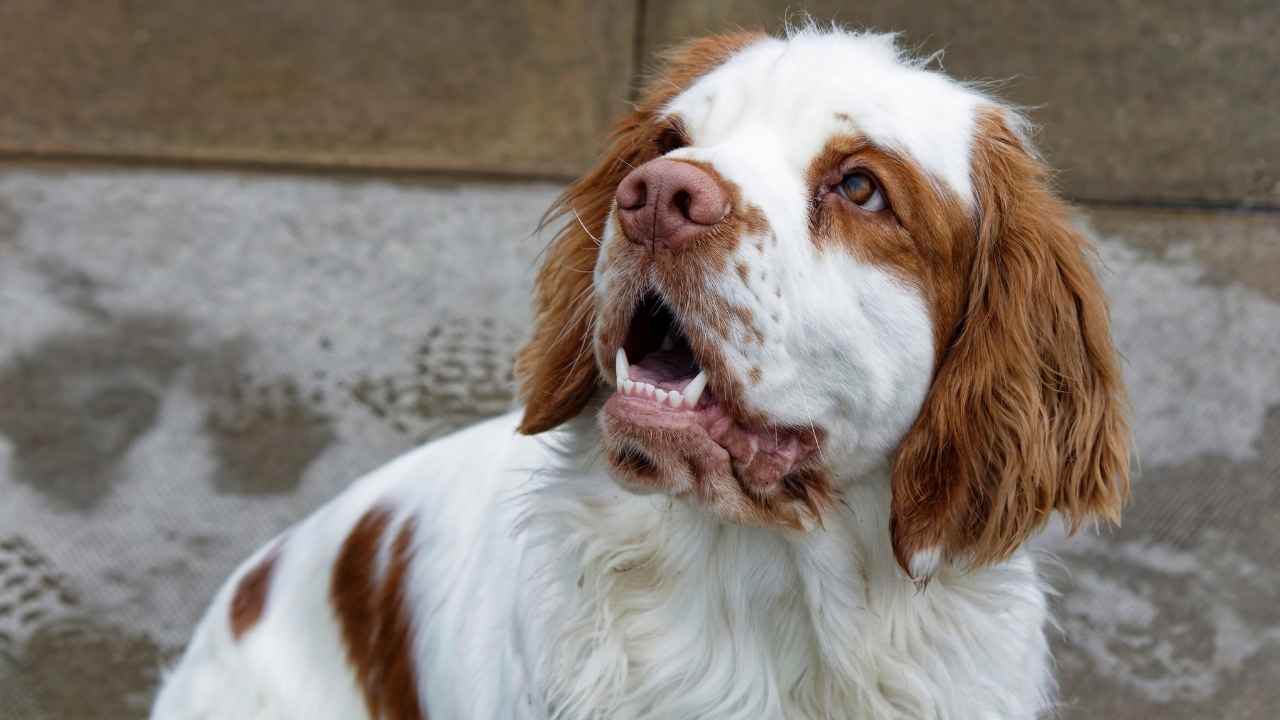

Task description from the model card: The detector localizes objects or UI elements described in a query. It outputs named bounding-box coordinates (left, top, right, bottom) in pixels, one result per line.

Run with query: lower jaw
left=600, top=394, right=827, bottom=527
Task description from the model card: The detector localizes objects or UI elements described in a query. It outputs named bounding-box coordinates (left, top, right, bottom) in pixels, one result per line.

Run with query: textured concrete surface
left=0, top=166, right=555, bottom=719
left=642, top=1, right=1280, bottom=207
left=1, top=167, right=1279, bottom=719
left=0, top=0, right=635, bottom=176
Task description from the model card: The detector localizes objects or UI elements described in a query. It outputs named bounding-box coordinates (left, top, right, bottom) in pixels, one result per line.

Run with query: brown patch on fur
left=740, top=204, right=769, bottom=238
left=888, top=108, right=1130, bottom=574
left=735, top=261, right=751, bottom=284
left=748, top=366, right=763, bottom=385
left=807, top=134, right=974, bottom=354
left=229, top=541, right=282, bottom=640
left=517, top=31, right=766, bottom=435
left=729, top=305, right=764, bottom=346
left=332, top=508, right=425, bottom=720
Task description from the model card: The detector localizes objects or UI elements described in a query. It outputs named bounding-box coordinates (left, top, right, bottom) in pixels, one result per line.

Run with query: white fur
left=154, top=412, right=1052, bottom=719
left=154, top=29, right=1058, bottom=720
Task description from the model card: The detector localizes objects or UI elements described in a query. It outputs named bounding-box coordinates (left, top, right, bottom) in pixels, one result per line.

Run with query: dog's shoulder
left=151, top=410, right=543, bottom=720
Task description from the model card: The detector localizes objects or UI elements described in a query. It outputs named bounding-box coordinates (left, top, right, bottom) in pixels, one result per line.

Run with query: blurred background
left=1, top=1, right=1277, bottom=718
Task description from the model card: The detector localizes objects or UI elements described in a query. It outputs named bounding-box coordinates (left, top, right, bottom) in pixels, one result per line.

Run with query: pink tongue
left=628, top=349, right=699, bottom=390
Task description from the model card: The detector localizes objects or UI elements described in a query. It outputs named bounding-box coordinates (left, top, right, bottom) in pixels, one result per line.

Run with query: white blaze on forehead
left=662, top=29, right=986, bottom=205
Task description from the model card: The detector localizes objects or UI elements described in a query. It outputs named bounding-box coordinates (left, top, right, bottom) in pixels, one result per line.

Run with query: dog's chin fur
left=598, top=418, right=832, bottom=533
left=514, top=414, right=1055, bottom=720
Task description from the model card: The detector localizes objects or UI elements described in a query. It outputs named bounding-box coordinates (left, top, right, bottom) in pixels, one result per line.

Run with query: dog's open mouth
left=616, top=294, right=709, bottom=411
left=604, top=293, right=819, bottom=503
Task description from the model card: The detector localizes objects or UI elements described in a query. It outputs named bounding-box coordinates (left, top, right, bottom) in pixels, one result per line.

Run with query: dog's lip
left=602, top=384, right=821, bottom=493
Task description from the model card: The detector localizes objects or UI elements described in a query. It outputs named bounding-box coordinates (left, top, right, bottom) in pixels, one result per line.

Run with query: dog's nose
left=616, top=159, right=730, bottom=251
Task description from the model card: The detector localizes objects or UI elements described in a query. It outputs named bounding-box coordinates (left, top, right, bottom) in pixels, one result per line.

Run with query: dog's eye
left=655, top=125, right=688, bottom=155
left=836, top=171, right=886, bottom=212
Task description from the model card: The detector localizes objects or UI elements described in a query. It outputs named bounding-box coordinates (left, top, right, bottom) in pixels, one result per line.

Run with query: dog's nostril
left=671, top=189, right=693, bottom=221
left=619, top=178, right=648, bottom=211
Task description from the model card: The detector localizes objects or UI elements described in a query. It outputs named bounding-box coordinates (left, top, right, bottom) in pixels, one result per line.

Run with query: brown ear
left=890, top=108, right=1130, bottom=576
left=516, top=31, right=765, bottom=435
left=514, top=112, right=647, bottom=435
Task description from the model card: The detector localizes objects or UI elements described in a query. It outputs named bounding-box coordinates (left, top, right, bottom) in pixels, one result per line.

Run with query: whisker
left=572, top=208, right=603, bottom=247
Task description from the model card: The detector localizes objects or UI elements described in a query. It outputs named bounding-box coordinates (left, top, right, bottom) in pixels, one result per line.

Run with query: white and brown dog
left=153, top=27, right=1129, bottom=720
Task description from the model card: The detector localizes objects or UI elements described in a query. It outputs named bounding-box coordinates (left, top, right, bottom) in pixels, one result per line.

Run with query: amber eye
left=655, top=125, right=688, bottom=155
left=836, top=171, right=886, bottom=212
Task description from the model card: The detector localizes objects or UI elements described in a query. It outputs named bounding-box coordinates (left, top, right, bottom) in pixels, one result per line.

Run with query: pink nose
left=616, top=159, right=730, bottom=251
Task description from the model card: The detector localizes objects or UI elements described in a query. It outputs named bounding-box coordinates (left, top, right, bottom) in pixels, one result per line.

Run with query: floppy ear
left=890, top=107, right=1130, bottom=576
left=516, top=31, right=765, bottom=435
left=514, top=113, right=649, bottom=435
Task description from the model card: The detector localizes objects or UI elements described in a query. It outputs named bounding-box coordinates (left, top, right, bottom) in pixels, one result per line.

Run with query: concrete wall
left=3, top=0, right=1277, bottom=206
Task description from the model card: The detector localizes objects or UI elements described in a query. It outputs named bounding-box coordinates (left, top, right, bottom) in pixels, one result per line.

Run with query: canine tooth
left=655, top=389, right=668, bottom=403
left=682, top=370, right=708, bottom=408
left=667, top=391, right=683, bottom=407
left=615, top=348, right=629, bottom=382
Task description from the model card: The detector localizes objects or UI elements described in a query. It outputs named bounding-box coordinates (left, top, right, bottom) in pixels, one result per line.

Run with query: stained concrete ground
left=1, top=165, right=1278, bottom=719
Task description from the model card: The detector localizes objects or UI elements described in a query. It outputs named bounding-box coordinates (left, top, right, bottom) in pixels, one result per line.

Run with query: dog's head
left=516, top=29, right=1129, bottom=576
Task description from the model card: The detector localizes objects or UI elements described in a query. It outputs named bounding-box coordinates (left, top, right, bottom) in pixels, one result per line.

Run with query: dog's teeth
left=660, top=335, right=674, bottom=351
left=655, top=389, right=668, bottom=403
left=615, top=348, right=629, bottom=382
left=682, top=370, right=708, bottom=408
left=621, top=379, right=634, bottom=394
left=667, top=390, right=683, bottom=407
left=643, top=383, right=655, bottom=398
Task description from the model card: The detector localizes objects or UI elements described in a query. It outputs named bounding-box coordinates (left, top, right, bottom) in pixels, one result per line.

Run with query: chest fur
left=516, top=491, right=1052, bottom=720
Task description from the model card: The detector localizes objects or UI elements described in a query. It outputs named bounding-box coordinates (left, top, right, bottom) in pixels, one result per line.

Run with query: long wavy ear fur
left=890, top=107, right=1131, bottom=575
left=514, top=114, right=648, bottom=435
left=516, top=32, right=765, bottom=435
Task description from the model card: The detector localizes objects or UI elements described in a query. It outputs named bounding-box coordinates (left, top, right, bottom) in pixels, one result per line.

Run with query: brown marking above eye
left=655, top=119, right=690, bottom=155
